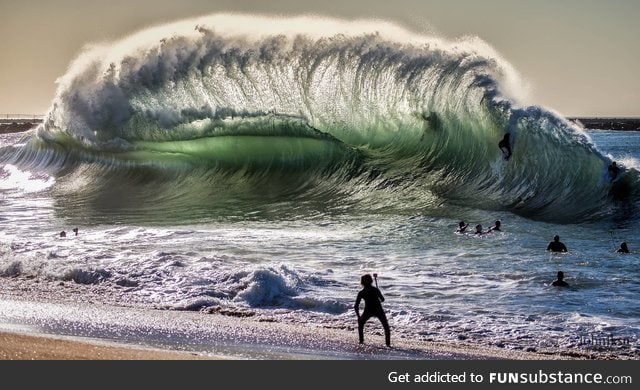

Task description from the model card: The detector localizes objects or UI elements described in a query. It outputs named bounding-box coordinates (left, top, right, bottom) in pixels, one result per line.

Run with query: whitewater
left=0, top=14, right=638, bottom=358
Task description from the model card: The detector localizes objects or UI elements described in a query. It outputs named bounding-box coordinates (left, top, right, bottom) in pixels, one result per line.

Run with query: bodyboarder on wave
left=608, top=161, right=620, bottom=181
left=498, top=133, right=512, bottom=161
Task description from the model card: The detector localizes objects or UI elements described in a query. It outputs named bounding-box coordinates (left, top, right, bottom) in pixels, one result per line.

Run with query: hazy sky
left=1, top=0, right=638, bottom=117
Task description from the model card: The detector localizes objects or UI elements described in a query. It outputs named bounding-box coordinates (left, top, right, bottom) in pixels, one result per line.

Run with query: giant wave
left=2, top=14, right=637, bottom=222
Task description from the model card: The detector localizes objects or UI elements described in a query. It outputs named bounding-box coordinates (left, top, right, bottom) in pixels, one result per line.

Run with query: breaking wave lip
left=1, top=13, right=638, bottom=222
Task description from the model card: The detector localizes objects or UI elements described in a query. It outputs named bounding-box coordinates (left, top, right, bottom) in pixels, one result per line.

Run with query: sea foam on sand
left=0, top=294, right=570, bottom=360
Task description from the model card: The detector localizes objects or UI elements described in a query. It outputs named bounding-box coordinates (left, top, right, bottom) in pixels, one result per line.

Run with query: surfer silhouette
left=617, top=242, right=630, bottom=253
left=474, top=224, right=485, bottom=235
left=457, top=221, right=469, bottom=233
left=608, top=162, right=620, bottom=181
left=547, top=235, right=568, bottom=253
left=355, top=273, right=391, bottom=347
left=498, top=133, right=512, bottom=161
left=420, top=112, right=441, bottom=141
left=552, top=271, right=569, bottom=287
left=59, top=231, right=66, bottom=238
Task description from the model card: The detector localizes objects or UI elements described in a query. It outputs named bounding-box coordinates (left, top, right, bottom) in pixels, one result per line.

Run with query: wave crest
left=2, top=14, right=636, bottom=221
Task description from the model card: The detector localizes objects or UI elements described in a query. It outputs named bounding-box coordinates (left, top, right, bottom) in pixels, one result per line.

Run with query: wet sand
left=0, top=331, right=216, bottom=360
left=0, top=294, right=584, bottom=361
left=0, top=319, right=543, bottom=361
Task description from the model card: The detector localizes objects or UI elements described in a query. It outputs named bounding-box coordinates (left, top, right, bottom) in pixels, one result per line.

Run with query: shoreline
left=0, top=294, right=612, bottom=361
left=0, top=330, right=218, bottom=360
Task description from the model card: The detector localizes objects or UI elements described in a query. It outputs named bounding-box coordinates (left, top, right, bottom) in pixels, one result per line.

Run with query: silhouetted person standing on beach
left=547, top=235, right=568, bottom=253
left=617, top=242, right=630, bottom=253
left=552, top=271, right=569, bottom=287
left=498, top=133, right=512, bottom=161
left=355, top=274, right=390, bottom=347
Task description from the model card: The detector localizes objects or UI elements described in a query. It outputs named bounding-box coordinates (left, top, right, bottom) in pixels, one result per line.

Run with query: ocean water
left=0, top=14, right=638, bottom=356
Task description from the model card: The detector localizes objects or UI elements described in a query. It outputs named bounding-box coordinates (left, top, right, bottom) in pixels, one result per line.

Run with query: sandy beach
left=0, top=326, right=531, bottom=361
left=0, top=290, right=598, bottom=361
left=0, top=312, right=549, bottom=361
left=0, top=331, right=214, bottom=360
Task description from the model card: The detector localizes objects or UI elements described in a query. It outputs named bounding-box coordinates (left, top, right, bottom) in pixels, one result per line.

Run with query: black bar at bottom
left=0, top=360, right=637, bottom=389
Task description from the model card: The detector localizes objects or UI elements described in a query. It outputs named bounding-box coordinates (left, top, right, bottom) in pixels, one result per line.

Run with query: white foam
left=0, top=164, right=55, bottom=193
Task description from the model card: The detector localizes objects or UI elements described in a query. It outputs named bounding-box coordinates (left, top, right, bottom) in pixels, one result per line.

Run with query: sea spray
left=1, top=14, right=636, bottom=221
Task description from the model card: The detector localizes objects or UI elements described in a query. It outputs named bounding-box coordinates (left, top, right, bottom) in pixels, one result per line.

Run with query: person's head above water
left=552, top=270, right=569, bottom=286
left=553, top=235, right=560, bottom=242
left=459, top=221, right=466, bottom=228
left=361, top=274, right=374, bottom=287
